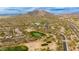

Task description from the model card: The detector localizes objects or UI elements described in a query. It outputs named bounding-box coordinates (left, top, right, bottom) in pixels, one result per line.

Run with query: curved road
left=60, top=33, right=68, bottom=51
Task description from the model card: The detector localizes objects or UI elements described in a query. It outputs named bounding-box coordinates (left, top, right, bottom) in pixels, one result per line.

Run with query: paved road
left=60, top=33, right=68, bottom=51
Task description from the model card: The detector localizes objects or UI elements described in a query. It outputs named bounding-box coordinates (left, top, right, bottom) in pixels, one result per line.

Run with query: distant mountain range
left=0, top=7, right=79, bottom=16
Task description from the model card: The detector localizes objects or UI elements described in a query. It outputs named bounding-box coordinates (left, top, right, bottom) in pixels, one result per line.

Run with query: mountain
left=27, top=10, right=54, bottom=16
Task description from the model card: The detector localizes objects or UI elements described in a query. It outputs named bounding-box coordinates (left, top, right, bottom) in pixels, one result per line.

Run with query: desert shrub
left=46, top=41, right=51, bottom=43
left=0, top=32, right=5, bottom=37
left=40, top=47, right=51, bottom=51
left=41, top=43, right=48, bottom=46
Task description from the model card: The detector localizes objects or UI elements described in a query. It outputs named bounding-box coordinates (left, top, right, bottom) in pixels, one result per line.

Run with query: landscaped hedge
left=0, top=45, right=29, bottom=51
left=30, top=31, right=46, bottom=38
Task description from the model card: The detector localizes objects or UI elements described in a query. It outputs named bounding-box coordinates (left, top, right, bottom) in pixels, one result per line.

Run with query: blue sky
left=0, top=7, right=79, bottom=15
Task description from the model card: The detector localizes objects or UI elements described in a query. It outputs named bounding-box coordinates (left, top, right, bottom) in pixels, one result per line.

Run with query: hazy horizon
left=0, top=7, right=79, bottom=15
